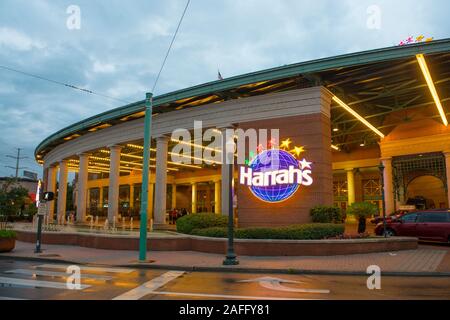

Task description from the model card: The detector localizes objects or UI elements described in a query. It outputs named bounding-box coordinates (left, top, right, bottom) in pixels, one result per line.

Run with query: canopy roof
left=35, top=39, right=450, bottom=159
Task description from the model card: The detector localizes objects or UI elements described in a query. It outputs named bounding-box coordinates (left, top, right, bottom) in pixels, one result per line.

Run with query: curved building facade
left=36, top=39, right=450, bottom=229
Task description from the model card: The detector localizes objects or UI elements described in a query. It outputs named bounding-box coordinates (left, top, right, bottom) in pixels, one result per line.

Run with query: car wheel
left=384, top=229, right=396, bottom=237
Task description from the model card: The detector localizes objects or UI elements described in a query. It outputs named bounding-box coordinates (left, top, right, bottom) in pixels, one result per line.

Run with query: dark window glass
left=419, top=212, right=448, bottom=223
left=401, top=213, right=418, bottom=223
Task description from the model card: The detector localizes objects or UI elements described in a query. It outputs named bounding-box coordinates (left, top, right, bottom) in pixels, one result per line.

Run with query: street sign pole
left=139, top=92, right=153, bottom=262
left=35, top=202, right=47, bottom=253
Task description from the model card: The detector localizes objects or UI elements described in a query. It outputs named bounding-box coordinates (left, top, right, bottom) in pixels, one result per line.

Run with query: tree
left=347, top=202, right=379, bottom=234
left=0, top=178, right=30, bottom=217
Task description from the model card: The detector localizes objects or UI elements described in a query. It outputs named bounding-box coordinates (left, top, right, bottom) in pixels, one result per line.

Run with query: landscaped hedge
left=310, top=206, right=343, bottom=223
left=191, top=223, right=345, bottom=240
left=192, top=227, right=229, bottom=238
left=176, top=213, right=228, bottom=234
left=0, top=230, right=16, bottom=239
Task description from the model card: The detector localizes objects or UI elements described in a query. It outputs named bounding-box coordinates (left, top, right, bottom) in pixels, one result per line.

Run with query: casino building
left=35, top=39, right=450, bottom=229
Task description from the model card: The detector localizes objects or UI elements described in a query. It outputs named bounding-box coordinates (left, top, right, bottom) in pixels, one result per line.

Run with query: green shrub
left=236, top=224, right=344, bottom=240
left=0, top=230, right=16, bottom=239
left=190, top=224, right=344, bottom=240
left=191, top=227, right=229, bottom=238
left=310, top=206, right=343, bottom=223
left=176, top=213, right=228, bottom=234
left=347, top=202, right=379, bottom=219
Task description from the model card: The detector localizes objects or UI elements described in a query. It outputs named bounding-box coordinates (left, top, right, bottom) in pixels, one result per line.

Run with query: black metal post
left=379, top=163, right=388, bottom=238
left=35, top=213, right=43, bottom=253
left=223, top=139, right=238, bottom=266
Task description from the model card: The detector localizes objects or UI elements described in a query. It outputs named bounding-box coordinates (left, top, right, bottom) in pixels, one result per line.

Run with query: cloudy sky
left=0, top=0, right=449, bottom=178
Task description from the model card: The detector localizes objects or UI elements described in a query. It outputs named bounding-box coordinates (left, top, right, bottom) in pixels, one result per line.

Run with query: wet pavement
left=0, top=259, right=449, bottom=300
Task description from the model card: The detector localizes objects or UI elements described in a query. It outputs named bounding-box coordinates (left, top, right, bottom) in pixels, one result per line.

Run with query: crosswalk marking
left=113, top=271, right=185, bottom=300
left=4, top=269, right=113, bottom=281
left=37, top=264, right=135, bottom=274
left=0, top=276, right=90, bottom=290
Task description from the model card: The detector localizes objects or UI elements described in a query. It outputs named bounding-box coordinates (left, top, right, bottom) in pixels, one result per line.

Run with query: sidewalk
left=1, top=241, right=449, bottom=276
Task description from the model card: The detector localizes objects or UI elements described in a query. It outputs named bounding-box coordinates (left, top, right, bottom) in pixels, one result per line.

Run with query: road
left=0, top=259, right=449, bottom=300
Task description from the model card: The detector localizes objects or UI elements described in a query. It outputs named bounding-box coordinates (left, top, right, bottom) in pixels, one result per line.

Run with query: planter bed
left=14, top=230, right=418, bottom=256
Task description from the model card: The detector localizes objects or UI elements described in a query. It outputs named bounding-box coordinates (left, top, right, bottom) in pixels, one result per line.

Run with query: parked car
left=370, top=210, right=411, bottom=225
left=375, top=210, right=450, bottom=243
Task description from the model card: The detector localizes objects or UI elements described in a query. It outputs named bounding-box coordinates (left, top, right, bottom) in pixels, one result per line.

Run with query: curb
left=0, top=254, right=80, bottom=265
left=2, top=254, right=450, bottom=277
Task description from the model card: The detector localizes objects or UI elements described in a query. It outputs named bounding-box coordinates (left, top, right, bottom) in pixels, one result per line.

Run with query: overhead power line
left=0, top=64, right=131, bottom=105
left=152, top=0, right=191, bottom=93
left=5, top=148, right=28, bottom=178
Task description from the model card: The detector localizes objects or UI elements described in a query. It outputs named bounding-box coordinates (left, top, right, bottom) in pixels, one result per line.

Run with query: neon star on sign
left=240, top=147, right=314, bottom=203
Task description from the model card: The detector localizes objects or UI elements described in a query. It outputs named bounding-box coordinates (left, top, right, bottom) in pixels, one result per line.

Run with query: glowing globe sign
left=240, top=149, right=313, bottom=203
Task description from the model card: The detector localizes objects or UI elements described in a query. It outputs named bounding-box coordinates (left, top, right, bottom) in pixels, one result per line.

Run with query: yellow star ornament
left=280, top=138, right=292, bottom=150
left=291, top=146, right=305, bottom=157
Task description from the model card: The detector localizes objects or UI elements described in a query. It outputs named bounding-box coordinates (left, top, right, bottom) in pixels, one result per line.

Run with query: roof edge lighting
left=332, top=96, right=385, bottom=139
left=416, top=54, right=448, bottom=126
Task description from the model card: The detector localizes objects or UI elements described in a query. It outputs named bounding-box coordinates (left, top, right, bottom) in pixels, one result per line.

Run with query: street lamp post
left=139, top=92, right=153, bottom=262
left=223, top=134, right=238, bottom=266
left=379, top=163, right=388, bottom=238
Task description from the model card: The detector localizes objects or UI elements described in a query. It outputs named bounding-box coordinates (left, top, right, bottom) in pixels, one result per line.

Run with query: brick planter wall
left=16, top=230, right=418, bottom=256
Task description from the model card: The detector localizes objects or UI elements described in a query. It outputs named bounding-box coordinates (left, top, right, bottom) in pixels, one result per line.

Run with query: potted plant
left=0, top=230, right=16, bottom=253
left=346, top=202, right=379, bottom=234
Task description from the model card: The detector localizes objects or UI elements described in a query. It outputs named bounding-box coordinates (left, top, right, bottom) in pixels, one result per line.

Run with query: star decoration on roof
left=299, top=158, right=313, bottom=170
left=280, top=138, right=292, bottom=150
left=291, top=146, right=305, bottom=157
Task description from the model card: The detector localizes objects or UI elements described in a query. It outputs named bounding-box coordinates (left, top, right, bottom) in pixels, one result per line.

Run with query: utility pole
left=5, top=148, right=28, bottom=178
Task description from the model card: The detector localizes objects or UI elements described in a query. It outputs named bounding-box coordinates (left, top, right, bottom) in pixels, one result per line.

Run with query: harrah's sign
left=240, top=165, right=313, bottom=187
left=239, top=149, right=314, bottom=203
